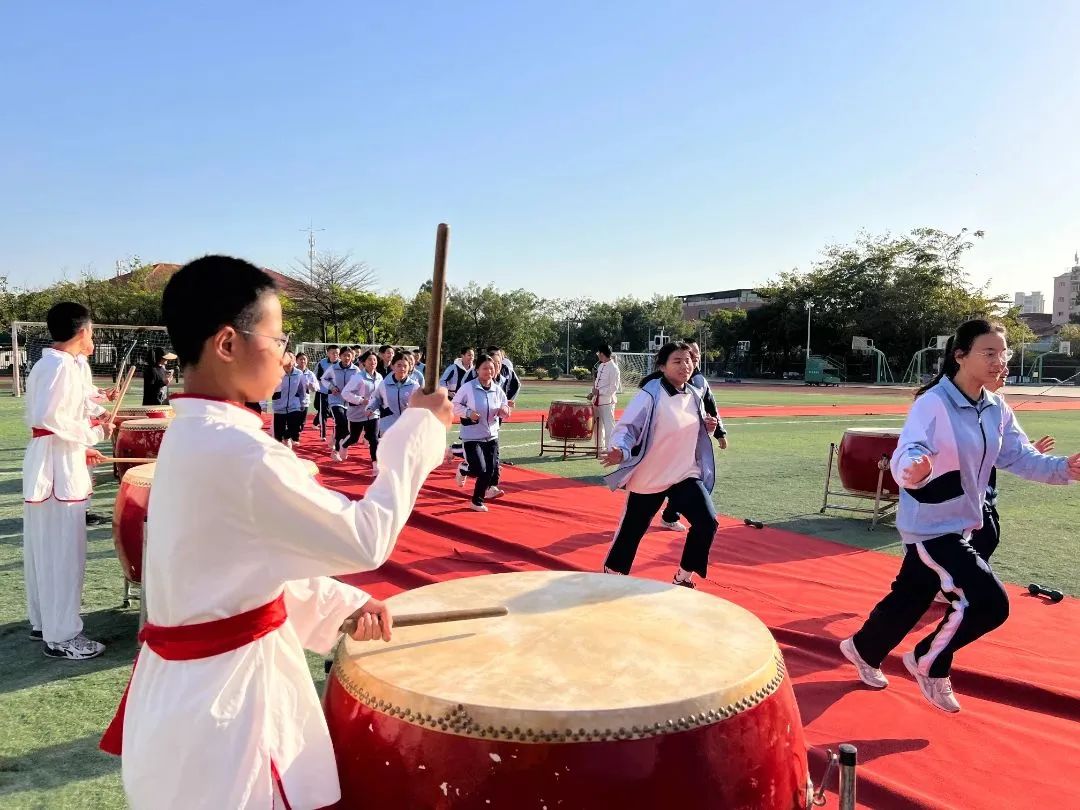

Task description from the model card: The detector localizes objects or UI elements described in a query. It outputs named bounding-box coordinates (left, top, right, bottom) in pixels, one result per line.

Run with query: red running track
left=289, top=426, right=1079, bottom=809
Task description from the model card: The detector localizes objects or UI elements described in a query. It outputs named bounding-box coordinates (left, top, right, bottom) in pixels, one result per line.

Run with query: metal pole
left=12, top=321, right=21, bottom=397
left=1020, top=343, right=1025, bottom=383
left=838, top=744, right=857, bottom=810
left=805, top=303, right=812, bottom=363
left=566, top=318, right=571, bottom=375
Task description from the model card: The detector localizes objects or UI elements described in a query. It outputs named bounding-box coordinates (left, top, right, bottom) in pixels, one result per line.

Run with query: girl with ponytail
left=840, top=319, right=1080, bottom=713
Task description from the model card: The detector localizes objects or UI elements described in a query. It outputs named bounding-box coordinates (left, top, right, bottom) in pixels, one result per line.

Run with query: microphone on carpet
left=1027, top=583, right=1064, bottom=603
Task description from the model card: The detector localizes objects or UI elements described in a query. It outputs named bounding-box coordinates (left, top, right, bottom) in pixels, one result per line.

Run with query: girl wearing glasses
left=841, top=319, right=1080, bottom=713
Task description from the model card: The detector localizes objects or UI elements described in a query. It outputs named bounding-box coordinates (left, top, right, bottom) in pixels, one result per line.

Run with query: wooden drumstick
left=94, top=457, right=157, bottom=464
left=422, top=223, right=450, bottom=395
left=106, top=367, right=137, bottom=424
left=341, top=606, right=507, bottom=636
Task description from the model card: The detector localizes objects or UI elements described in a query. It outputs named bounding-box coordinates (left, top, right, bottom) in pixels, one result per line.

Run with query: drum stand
left=538, top=417, right=601, bottom=460
left=820, top=443, right=898, bottom=529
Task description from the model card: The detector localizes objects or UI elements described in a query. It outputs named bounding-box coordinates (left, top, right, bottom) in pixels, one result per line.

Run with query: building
left=1018, top=313, right=1057, bottom=339
left=1013, top=291, right=1045, bottom=314
left=111, top=262, right=304, bottom=297
left=1051, top=253, right=1080, bottom=326
left=678, top=288, right=764, bottom=321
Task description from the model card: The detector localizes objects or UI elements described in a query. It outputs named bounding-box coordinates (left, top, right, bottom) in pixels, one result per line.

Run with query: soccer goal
left=612, top=352, right=655, bottom=389
left=11, top=321, right=173, bottom=397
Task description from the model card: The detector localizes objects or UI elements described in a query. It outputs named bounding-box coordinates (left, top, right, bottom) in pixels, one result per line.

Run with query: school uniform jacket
left=439, top=360, right=472, bottom=396
left=452, top=379, right=509, bottom=442
left=320, top=363, right=360, bottom=409
left=369, top=375, right=421, bottom=434
left=891, top=376, right=1070, bottom=544
left=340, top=370, right=382, bottom=423
left=272, top=368, right=308, bottom=414
left=603, top=377, right=715, bottom=493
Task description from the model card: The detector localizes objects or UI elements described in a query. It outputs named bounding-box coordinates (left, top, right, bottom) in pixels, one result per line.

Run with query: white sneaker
left=331, top=450, right=342, bottom=462
left=44, top=633, right=105, bottom=660
left=470, top=501, right=488, bottom=512
left=340, top=445, right=349, bottom=460
left=371, top=462, right=379, bottom=476
left=285, top=439, right=294, bottom=449
left=455, top=465, right=467, bottom=488
left=485, top=486, right=505, bottom=500
left=903, top=652, right=960, bottom=713
left=661, top=519, right=687, bottom=532
left=839, top=637, right=889, bottom=689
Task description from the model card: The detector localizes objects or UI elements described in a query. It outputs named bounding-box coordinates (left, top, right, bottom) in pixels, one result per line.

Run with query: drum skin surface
left=546, top=400, right=594, bottom=441
left=112, top=463, right=155, bottom=584
left=112, top=405, right=174, bottom=431
left=114, top=417, right=171, bottom=478
left=838, top=427, right=901, bottom=496
left=324, top=571, right=810, bottom=810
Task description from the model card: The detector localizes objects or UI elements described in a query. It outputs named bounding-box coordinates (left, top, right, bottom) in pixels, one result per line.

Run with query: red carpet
left=510, top=398, right=1080, bottom=423
left=290, top=426, right=1078, bottom=809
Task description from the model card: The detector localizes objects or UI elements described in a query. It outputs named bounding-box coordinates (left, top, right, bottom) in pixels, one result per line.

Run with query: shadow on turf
left=0, top=732, right=119, bottom=796
left=0, top=607, right=139, bottom=694
left=0, top=548, right=117, bottom=575
left=765, top=514, right=904, bottom=553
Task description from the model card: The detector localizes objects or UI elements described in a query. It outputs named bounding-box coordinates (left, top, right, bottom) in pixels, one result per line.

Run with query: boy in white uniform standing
left=99, top=255, right=452, bottom=809
left=23, top=302, right=111, bottom=658
left=591, top=344, right=621, bottom=452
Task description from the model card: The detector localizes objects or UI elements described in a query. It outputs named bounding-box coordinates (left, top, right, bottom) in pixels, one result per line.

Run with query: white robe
left=22, top=348, right=105, bottom=643
left=119, top=396, right=445, bottom=810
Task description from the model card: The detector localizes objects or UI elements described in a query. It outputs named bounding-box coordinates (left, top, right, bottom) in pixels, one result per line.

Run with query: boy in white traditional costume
left=23, top=302, right=112, bottom=658
left=99, top=255, right=452, bottom=809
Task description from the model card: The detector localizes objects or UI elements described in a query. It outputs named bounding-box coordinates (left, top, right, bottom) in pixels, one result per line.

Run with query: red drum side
left=112, top=464, right=154, bottom=584
left=837, top=428, right=901, bottom=495
left=114, top=418, right=171, bottom=479
left=546, top=400, right=594, bottom=441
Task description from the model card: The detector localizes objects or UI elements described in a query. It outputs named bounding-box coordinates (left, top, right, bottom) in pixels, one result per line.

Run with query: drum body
left=837, top=427, right=901, bottom=495
left=546, top=400, right=594, bottom=441
left=112, top=463, right=155, bottom=584
left=325, top=571, right=811, bottom=810
left=114, top=417, right=171, bottom=479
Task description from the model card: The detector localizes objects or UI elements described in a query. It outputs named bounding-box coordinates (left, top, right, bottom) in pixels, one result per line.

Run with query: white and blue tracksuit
left=339, top=370, right=382, bottom=460
left=602, top=377, right=719, bottom=578
left=369, top=375, right=421, bottom=435
left=439, top=360, right=472, bottom=397
left=660, top=368, right=726, bottom=524
left=452, top=379, right=509, bottom=505
left=853, top=376, right=1072, bottom=678
left=271, top=368, right=309, bottom=442
left=313, top=356, right=334, bottom=438
left=321, top=362, right=361, bottom=450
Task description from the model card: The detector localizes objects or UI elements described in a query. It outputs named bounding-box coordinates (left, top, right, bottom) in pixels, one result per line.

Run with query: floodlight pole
left=805, top=301, right=813, bottom=363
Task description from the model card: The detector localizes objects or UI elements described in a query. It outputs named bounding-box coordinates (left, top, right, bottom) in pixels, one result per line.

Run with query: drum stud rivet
left=489, top=726, right=496, bottom=733
left=457, top=704, right=464, bottom=712
left=500, top=726, right=508, bottom=734
left=404, top=709, right=412, bottom=717
left=514, top=727, right=521, bottom=734
left=632, top=726, right=640, bottom=734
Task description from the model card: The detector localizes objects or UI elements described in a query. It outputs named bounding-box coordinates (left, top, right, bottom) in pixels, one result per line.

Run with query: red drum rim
left=121, top=462, right=156, bottom=488
left=332, top=571, right=786, bottom=743
left=842, top=427, right=901, bottom=438
left=118, top=417, right=172, bottom=431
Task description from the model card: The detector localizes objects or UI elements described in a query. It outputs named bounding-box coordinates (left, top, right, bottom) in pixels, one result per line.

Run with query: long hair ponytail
left=914, top=319, right=1005, bottom=398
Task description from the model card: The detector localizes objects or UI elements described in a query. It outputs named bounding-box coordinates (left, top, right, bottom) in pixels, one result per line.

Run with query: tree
left=998, top=307, right=1036, bottom=348
left=706, top=309, right=749, bottom=363
left=285, top=252, right=376, bottom=341
left=1057, top=324, right=1080, bottom=353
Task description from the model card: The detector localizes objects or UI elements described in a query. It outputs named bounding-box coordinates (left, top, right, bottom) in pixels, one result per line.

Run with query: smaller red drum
left=114, top=417, right=172, bottom=479
left=546, top=400, right=594, bottom=441
left=838, top=427, right=901, bottom=496
left=113, top=463, right=155, bottom=584
left=112, top=405, right=175, bottom=431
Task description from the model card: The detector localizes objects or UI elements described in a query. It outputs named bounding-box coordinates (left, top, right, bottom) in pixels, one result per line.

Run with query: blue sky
left=2, top=2, right=1078, bottom=303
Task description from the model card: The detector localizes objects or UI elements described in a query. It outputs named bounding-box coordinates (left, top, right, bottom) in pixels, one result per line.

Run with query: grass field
left=1, top=383, right=1076, bottom=808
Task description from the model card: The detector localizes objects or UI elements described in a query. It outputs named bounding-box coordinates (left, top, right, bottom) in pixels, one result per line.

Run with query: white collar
left=170, top=394, right=264, bottom=430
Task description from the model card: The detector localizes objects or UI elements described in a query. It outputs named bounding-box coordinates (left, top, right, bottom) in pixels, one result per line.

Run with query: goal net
left=12, top=321, right=173, bottom=397
left=612, top=352, right=655, bottom=389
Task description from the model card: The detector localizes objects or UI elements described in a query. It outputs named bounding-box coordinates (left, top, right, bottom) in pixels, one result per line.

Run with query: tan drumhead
left=843, top=427, right=901, bottom=439
left=116, top=405, right=175, bottom=418
left=122, top=462, right=156, bottom=487
left=118, top=417, right=172, bottom=431
left=334, top=571, right=785, bottom=743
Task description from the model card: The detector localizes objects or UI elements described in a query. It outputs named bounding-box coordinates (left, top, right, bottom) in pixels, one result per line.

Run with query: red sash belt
left=31, top=427, right=54, bottom=438
left=100, top=593, right=288, bottom=756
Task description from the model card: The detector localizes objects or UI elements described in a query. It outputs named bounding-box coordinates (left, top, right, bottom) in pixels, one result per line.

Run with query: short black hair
left=379, top=344, right=393, bottom=353
left=326, top=344, right=339, bottom=352
left=358, top=350, right=375, bottom=363
left=596, top=344, right=613, bottom=358
left=485, top=345, right=501, bottom=355
left=391, top=350, right=409, bottom=366
left=460, top=346, right=473, bottom=355
left=162, top=255, right=277, bottom=367
left=46, top=302, right=91, bottom=342
left=151, top=347, right=167, bottom=364
left=295, top=352, right=307, bottom=359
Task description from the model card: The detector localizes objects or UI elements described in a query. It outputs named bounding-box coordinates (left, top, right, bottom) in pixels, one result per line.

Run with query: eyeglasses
left=973, top=349, right=1014, bottom=362
left=239, top=330, right=291, bottom=354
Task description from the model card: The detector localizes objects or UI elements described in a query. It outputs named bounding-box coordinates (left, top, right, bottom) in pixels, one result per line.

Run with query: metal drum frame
left=820, top=442, right=898, bottom=529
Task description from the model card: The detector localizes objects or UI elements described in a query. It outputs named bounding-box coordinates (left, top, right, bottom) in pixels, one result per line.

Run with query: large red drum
left=112, top=405, right=175, bottom=431
left=324, top=571, right=812, bottom=810
left=838, top=426, right=901, bottom=496
left=114, top=417, right=171, bottom=479
left=546, top=400, right=594, bottom=441
left=113, top=462, right=155, bottom=584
